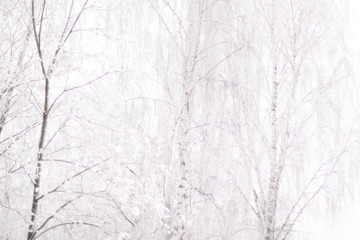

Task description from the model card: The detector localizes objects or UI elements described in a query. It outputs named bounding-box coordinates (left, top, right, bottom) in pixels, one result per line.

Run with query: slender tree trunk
left=263, top=2, right=285, bottom=238
left=265, top=58, right=279, bottom=240
left=173, top=1, right=205, bottom=239
left=27, top=1, right=50, bottom=239
left=27, top=85, right=49, bottom=240
left=26, top=1, right=88, bottom=237
left=264, top=11, right=281, bottom=237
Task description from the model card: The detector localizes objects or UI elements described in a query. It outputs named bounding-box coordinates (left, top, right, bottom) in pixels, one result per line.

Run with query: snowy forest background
left=1, top=0, right=360, bottom=239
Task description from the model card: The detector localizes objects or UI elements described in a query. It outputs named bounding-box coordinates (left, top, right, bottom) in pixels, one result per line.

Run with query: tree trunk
left=173, top=1, right=205, bottom=239
left=27, top=1, right=50, bottom=238
left=265, top=63, right=280, bottom=240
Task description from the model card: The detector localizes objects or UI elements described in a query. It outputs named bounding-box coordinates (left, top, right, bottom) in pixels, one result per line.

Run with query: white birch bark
left=173, top=0, right=205, bottom=239
left=264, top=3, right=282, bottom=239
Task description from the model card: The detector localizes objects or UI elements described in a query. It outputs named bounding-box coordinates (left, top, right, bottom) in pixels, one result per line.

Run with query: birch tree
left=173, top=0, right=205, bottom=239
left=226, top=1, right=352, bottom=239
left=27, top=1, right=90, bottom=239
